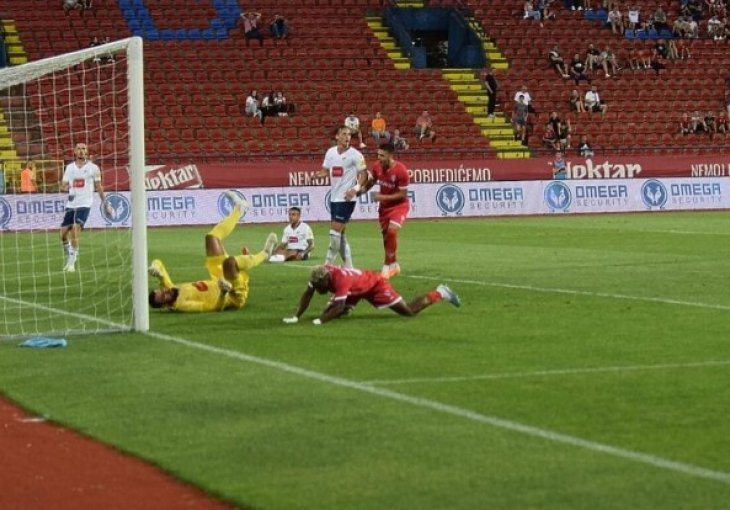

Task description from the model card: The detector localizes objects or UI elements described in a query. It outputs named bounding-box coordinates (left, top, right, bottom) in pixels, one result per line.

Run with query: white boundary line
left=405, top=274, right=730, bottom=311
left=144, top=329, right=730, bottom=486
left=364, top=360, right=730, bottom=385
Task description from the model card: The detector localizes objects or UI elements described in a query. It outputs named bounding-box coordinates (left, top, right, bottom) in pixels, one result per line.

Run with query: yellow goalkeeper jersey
left=172, top=280, right=229, bottom=313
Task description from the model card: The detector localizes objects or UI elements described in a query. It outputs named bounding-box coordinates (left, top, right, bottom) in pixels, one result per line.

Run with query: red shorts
left=379, top=203, right=410, bottom=232
left=344, top=278, right=402, bottom=309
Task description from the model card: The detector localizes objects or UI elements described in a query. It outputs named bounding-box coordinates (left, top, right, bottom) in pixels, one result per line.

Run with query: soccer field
left=1, top=211, right=730, bottom=509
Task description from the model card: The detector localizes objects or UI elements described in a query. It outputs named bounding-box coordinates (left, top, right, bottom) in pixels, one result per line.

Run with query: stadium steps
left=442, top=68, right=530, bottom=158
left=366, top=16, right=411, bottom=70
left=1, top=20, right=28, bottom=65
left=463, top=16, right=509, bottom=70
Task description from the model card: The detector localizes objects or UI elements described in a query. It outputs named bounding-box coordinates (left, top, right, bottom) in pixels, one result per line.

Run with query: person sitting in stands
left=270, top=14, right=289, bottom=39
left=548, top=45, right=570, bottom=79
left=679, top=113, right=692, bottom=134
left=577, top=135, right=594, bottom=157
left=241, top=11, right=264, bottom=46
left=371, top=112, right=391, bottom=145
left=414, top=110, right=436, bottom=142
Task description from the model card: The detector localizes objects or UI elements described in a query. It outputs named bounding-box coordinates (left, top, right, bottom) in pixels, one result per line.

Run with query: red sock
left=427, top=291, right=442, bottom=303
left=384, top=229, right=398, bottom=265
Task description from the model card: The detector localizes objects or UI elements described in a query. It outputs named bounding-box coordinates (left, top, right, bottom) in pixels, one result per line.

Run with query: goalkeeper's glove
left=218, top=278, right=233, bottom=293
left=147, top=265, right=162, bottom=278
left=282, top=316, right=299, bottom=324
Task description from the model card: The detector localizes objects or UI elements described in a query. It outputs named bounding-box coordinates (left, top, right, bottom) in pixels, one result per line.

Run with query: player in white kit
left=59, top=142, right=112, bottom=272
left=316, top=126, right=368, bottom=268
left=269, top=207, right=315, bottom=262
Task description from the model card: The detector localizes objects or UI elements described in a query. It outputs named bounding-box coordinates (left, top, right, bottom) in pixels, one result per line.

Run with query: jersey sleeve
left=355, top=151, right=366, bottom=171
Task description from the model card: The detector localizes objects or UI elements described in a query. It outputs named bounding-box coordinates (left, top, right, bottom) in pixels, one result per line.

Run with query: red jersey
left=321, top=265, right=383, bottom=302
left=371, top=160, right=409, bottom=211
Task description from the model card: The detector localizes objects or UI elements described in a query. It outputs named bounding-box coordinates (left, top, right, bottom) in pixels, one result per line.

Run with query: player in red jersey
left=362, top=142, right=410, bottom=279
left=282, top=264, right=460, bottom=325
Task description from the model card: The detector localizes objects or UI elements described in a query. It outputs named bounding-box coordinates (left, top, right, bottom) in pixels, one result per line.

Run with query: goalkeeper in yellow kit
left=148, top=191, right=278, bottom=312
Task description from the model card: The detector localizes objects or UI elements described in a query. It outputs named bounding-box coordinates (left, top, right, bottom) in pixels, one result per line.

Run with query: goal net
left=0, top=37, right=148, bottom=340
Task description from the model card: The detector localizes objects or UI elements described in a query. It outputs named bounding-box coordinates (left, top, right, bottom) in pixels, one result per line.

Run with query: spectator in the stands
left=270, top=14, right=289, bottom=39
left=513, top=95, right=529, bottom=144
left=63, top=0, right=83, bottom=15
left=577, top=135, right=594, bottom=157
left=626, top=5, right=641, bottom=30
left=675, top=39, right=690, bottom=60
left=20, top=160, right=37, bottom=193
left=686, top=0, right=703, bottom=21
left=547, top=111, right=561, bottom=135
left=537, top=0, right=557, bottom=20
left=371, top=112, right=391, bottom=145
left=649, top=47, right=666, bottom=75
left=513, top=85, right=533, bottom=109
left=705, top=111, right=717, bottom=138
left=717, top=110, right=728, bottom=134
left=274, top=91, right=289, bottom=116
left=542, top=122, right=559, bottom=150
left=392, top=129, right=409, bottom=151
left=558, top=119, right=572, bottom=150
left=708, top=14, right=724, bottom=39
left=570, top=53, right=591, bottom=85
left=726, top=90, right=730, bottom=116
left=523, top=0, right=542, bottom=20
left=414, top=110, right=436, bottom=142
left=244, top=90, right=263, bottom=123
left=345, top=113, right=367, bottom=148
left=260, top=91, right=276, bottom=123
left=679, top=113, right=692, bottom=134
left=601, top=46, right=619, bottom=77
left=584, top=85, right=607, bottom=115
left=690, top=110, right=707, bottom=133
left=608, top=6, right=625, bottom=34
left=652, top=6, right=669, bottom=32
left=569, top=89, right=586, bottom=113
left=585, top=43, right=602, bottom=72
left=241, top=11, right=264, bottom=46
left=548, top=46, right=570, bottom=79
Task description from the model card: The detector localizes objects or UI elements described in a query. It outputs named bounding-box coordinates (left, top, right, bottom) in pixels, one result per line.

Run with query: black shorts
left=61, top=207, right=90, bottom=228
left=330, top=201, right=356, bottom=224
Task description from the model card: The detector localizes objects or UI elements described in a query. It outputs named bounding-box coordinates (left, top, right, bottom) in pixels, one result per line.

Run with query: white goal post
left=0, top=37, right=148, bottom=339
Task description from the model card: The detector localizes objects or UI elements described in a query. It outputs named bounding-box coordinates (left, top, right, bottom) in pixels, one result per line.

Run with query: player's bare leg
left=389, top=284, right=461, bottom=316
left=326, top=220, right=348, bottom=266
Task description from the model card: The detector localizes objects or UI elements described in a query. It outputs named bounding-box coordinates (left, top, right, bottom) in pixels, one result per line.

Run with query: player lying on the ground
left=269, top=206, right=315, bottom=262
left=282, top=264, right=461, bottom=325
left=148, top=191, right=278, bottom=312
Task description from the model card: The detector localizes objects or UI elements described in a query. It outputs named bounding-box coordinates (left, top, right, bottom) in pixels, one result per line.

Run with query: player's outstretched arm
left=283, top=286, right=315, bottom=324
left=318, top=300, right=346, bottom=324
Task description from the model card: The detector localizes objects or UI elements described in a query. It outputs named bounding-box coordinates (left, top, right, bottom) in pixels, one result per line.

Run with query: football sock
left=340, top=234, right=353, bottom=268
left=384, top=229, right=398, bottom=265
left=427, top=290, right=442, bottom=303
left=209, top=206, right=241, bottom=241
left=235, top=250, right=267, bottom=271
left=326, top=230, right=341, bottom=264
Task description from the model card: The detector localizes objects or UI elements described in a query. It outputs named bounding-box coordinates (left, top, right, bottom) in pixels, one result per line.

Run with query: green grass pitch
left=1, top=211, right=730, bottom=509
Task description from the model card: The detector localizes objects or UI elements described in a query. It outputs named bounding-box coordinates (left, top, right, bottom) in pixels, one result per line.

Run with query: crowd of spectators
left=240, top=10, right=289, bottom=46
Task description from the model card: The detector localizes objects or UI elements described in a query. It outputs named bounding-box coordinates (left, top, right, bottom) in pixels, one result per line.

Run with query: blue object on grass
left=19, top=337, right=68, bottom=348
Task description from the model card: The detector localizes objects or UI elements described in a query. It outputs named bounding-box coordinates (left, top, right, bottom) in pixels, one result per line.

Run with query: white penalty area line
left=363, top=360, right=730, bottom=386
left=144, top=328, right=730, bottom=486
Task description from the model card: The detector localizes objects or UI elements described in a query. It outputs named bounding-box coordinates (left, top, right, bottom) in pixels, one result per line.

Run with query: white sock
left=340, top=234, right=353, bottom=268
left=269, top=254, right=285, bottom=263
left=326, top=230, right=341, bottom=264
